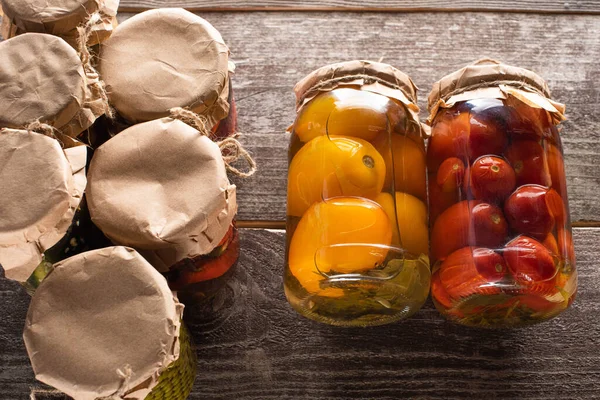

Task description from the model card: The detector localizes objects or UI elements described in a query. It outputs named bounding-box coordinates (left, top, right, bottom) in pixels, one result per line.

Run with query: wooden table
left=2, top=2, right=600, bottom=399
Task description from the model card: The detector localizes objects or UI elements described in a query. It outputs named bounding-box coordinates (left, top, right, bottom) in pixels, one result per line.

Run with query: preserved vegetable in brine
left=427, top=59, right=576, bottom=327
left=284, top=60, right=431, bottom=327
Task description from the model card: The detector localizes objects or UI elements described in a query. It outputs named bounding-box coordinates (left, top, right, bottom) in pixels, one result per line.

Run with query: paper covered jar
left=0, top=128, right=109, bottom=290
left=0, top=0, right=118, bottom=48
left=98, top=8, right=237, bottom=138
left=23, top=246, right=196, bottom=400
left=86, top=117, right=241, bottom=303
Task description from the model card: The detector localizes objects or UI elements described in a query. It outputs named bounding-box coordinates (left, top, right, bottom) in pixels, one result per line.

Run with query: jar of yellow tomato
left=285, top=60, right=431, bottom=327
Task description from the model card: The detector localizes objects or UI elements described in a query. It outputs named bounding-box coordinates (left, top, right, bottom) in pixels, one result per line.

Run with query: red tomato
left=439, top=247, right=506, bottom=299
left=542, top=233, right=559, bottom=256
left=428, top=174, right=463, bottom=227
left=505, top=140, right=552, bottom=187
left=431, top=270, right=454, bottom=309
left=465, top=156, right=516, bottom=203
left=504, top=235, right=558, bottom=284
left=547, top=143, right=568, bottom=199
left=437, top=157, right=465, bottom=193
left=557, top=227, right=576, bottom=267
left=428, top=109, right=507, bottom=171
left=506, top=103, right=553, bottom=140
left=504, top=185, right=565, bottom=240
left=169, top=227, right=240, bottom=289
left=431, top=200, right=508, bottom=262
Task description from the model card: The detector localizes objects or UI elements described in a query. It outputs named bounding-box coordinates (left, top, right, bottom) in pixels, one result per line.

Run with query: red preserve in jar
left=426, top=59, right=576, bottom=327
left=87, top=117, right=243, bottom=304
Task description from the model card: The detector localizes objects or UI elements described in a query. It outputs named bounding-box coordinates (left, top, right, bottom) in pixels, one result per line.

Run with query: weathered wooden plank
left=0, top=228, right=599, bottom=399
left=118, top=0, right=600, bottom=14
left=147, top=11, right=599, bottom=223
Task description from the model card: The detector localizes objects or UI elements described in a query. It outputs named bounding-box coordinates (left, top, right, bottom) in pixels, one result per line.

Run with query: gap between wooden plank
left=238, top=220, right=600, bottom=229
left=118, top=7, right=600, bottom=15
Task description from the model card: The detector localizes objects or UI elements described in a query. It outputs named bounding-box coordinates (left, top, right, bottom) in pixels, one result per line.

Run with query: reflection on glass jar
left=427, top=60, right=576, bottom=328
left=284, top=61, right=431, bottom=327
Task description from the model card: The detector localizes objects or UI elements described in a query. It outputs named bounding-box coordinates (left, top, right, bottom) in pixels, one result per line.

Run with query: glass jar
left=87, top=118, right=244, bottom=304
left=0, top=129, right=109, bottom=292
left=97, top=8, right=235, bottom=139
left=0, top=0, right=118, bottom=48
left=0, top=33, right=108, bottom=142
left=284, top=60, right=431, bottom=327
left=23, top=247, right=196, bottom=400
left=427, top=59, right=576, bottom=327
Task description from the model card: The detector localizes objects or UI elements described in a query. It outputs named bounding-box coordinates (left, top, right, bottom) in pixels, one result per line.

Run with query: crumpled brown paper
left=0, top=129, right=86, bottom=283
left=0, top=0, right=118, bottom=47
left=87, top=118, right=237, bottom=272
left=0, top=33, right=107, bottom=138
left=427, top=59, right=566, bottom=124
left=23, top=246, right=184, bottom=400
left=98, top=8, right=232, bottom=127
left=293, top=60, right=424, bottom=136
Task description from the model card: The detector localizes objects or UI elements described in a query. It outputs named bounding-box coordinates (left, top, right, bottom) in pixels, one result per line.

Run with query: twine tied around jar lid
left=427, top=58, right=566, bottom=124
left=169, top=107, right=257, bottom=178
left=293, top=60, right=427, bottom=137
left=76, top=13, right=114, bottom=120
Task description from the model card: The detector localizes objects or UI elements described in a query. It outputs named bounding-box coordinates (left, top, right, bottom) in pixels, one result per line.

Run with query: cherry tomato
left=557, top=227, right=576, bottom=268
left=431, top=270, right=454, bottom=309
left=504, top=235, right=558, bottom=284
left=506, top=102, right=553, bottom=140
left=504, top=185, right=565, bottom=240
left=431, top=200, right=508, bottom=262
left=505, top=140, right=552, bottom=187
left=542, top=233, right=559, bottom=256
left=428, top=173, right=463, bottom=227
left=439, top=247, right=506, bottom=300
left=465, top=156, right=516, bottom=203
left=437, top=157, right=465, bottom=193
left=547, top=143, right=568, bottom=199
left=428, top=108, right=507, bottom=171
left=169, top=227, right=239, bottom=289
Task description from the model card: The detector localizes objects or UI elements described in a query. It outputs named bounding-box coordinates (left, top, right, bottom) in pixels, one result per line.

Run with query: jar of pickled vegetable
left=86, top=117, right=251, bottom=304
left=427, top=59, right=576, bottom=327
left=98, top=8, right=236, bottom=139
left=0, top=128, right=110, bottom=292
left=0, top=0, right=118, bottom=48
left=284, top=60, right=431, bottom=327
left=23, top=247, right=196, bottom=400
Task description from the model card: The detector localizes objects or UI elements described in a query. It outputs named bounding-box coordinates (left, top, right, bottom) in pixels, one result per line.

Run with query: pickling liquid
left=428, top=98, right=577, bottom=327
left=284, top=88, right=431, bottom=327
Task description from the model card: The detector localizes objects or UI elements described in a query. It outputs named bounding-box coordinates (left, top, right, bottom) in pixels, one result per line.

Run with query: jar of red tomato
left=86, top=117, right=247, bottom=304
left=427, top=59, right=576, bottom=327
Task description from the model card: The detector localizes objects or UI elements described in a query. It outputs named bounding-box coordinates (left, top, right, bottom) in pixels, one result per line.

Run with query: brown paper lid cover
left=23, top=246, right=184, bottom=400
left=0, top=0, right=118, bottom=29
left=0, top=33, right=85, bottom=130
left=294, top=60, right=419, bottom=120
left=0, top=129, right=86, bottom=282
left=427, top=59, right=566, bottom=123
left=87, top=118, right=237, bottom=271
left=99, top=8, right=231, bottom=126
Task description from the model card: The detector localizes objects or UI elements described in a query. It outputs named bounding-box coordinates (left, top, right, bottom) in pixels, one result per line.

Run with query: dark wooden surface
left=2, top=229, right=600, bottom=399
left=119, top=0, right=600, bottom=13
left=1, top=3, right=600, bottom=400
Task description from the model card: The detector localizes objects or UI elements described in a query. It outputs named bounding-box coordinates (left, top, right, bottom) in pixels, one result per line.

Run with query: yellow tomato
left=288, top=197, right=393, bottom=297
left=372, top=133, right=427, bottom=202
left=294, top=88, right=393, bottom=143
left=374, top=192, right=429, bottom=258
left=287, top=135, right=386, bottom=217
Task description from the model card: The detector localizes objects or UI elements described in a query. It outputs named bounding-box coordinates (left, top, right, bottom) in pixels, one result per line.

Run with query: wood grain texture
left=116, top=11, right=600, bottom=223
left=0, top=228, right=598, bottom=399
left=118, top=0, right=600, bottom=14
